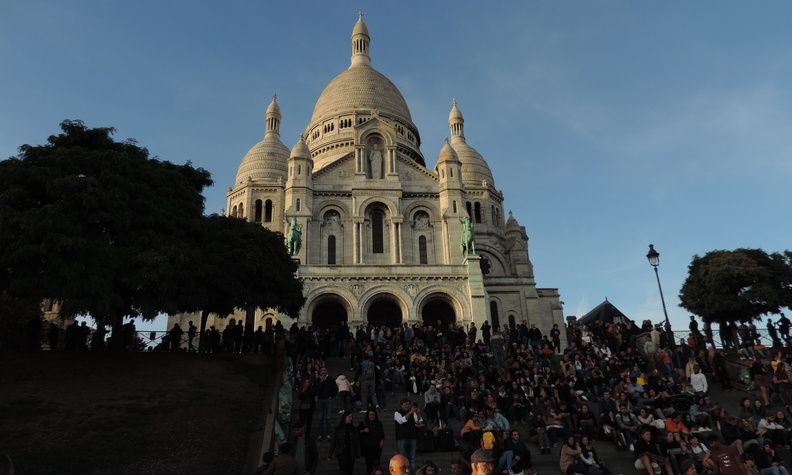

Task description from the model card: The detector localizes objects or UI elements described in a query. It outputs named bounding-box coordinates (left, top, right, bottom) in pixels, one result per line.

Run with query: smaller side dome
left=448, top=100, right=495, bottom=188
left=234, top=94, right=289, bottom=184
left=290, top=134, right=311, bottom=159
left=436, top=138, right=460, bottom=166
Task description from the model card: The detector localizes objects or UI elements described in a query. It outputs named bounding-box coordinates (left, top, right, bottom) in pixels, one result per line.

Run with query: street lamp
left=646, top=244, right=674, bottom=347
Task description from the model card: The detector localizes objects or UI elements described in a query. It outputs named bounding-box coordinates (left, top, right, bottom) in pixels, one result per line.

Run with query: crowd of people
left=271, top=314, right=792, bottom=475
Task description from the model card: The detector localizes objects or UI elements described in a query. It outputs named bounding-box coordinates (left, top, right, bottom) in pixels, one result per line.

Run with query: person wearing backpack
left=356, top=351, right=378, bottom=412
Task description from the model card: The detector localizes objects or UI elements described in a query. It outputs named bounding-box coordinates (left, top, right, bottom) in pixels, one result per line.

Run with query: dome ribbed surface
left=437, top=139, right=459, bottom=164
left=309, top=65, right=413, bottom=125
left=452, top=142, right=495, bottom=187
left=291, top=137, right=311, bottom=159
left=235, top=136, right=289, bottom=184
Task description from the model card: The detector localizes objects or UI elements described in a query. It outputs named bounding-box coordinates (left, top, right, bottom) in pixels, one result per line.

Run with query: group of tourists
left=279, top=313, right=792, bottom=475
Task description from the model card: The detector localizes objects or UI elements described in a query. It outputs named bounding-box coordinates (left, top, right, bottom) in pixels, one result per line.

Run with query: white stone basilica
left=172, top=16, right=564, bottom=334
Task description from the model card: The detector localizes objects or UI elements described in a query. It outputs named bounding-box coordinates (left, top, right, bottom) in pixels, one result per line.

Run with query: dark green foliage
left=0, top=120, right=304, bottom=350
left=678, top=248, right=792, bottom=325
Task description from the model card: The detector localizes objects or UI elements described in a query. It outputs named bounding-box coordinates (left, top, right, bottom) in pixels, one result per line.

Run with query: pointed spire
left=350, top=12, right=371, bottom=67
left=449, top=99, right=465, bottom=143
left=265, top=93, right=282, bottom=138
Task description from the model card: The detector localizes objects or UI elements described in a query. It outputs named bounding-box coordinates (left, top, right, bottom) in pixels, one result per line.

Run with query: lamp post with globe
left=646, top=244, right=674, bottom=348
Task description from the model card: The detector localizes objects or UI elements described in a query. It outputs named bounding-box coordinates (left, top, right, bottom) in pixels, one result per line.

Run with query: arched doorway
left=312, top=298, right=348, bottom=330
left=421, top=297, right=456, bottom=328
left=366, top=295, right=402, bottom=328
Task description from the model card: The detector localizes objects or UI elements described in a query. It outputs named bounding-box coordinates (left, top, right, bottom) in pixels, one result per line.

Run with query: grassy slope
left=0, top=351, right=271, bottom=475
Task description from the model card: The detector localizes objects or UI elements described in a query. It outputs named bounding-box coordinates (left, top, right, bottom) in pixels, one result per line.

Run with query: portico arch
left=310, top=294, right=351, bottom=330
left=364, top=293, right=403, bottom=328
left=419, top=293, right=458, bottom=328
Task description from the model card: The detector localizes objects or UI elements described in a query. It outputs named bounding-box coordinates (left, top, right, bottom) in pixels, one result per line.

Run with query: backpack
left=363, top=361, right=376, bottom=380
left=480, top=431, right=495, bottom=450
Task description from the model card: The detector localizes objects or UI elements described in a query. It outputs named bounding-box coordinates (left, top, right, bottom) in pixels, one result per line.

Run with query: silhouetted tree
left=678, top=248, right=792, bottom=347
left=0, top=120, right=212, bottom=349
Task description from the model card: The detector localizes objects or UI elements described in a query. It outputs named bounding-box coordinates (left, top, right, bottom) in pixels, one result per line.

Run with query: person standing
left=468, top=322, right=478, bottom=345
left=290, top=422, right=318, bottom=475
left=298, top=378, right=317, bottom=436
left=316, top=367, right=337, bottom=440
left=778, top=313, right=791, bottom=346
left=327, top=411, right=359, bottom=475
left=394, top=398, right=425, bottom=474
left=187, top=321, right=197, bottom=352
left=481, top=321, right=491, bottom=349
left=359, top=409, right=385, bottom=475
left=169, top=323, right=183, bottom=352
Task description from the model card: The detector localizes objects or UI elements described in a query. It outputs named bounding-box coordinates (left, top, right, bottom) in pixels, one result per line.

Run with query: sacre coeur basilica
left=169, top=15, right=565, bottom=340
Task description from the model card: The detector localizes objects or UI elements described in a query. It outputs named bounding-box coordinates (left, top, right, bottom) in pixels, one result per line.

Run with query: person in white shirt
left=690, top=365, right=708, bottom=395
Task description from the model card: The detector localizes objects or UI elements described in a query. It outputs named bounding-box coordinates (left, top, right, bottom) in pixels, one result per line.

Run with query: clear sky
left=2, top=1, right=791, bottom=333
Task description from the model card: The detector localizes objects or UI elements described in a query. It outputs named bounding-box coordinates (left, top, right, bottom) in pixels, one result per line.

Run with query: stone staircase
left=295, top=357, right=647, bottom=475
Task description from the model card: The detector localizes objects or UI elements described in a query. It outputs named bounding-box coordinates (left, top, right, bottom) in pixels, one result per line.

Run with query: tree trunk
left=109, top=313, right=125, bottom=352
left=198, top=308, right=209, bottom=354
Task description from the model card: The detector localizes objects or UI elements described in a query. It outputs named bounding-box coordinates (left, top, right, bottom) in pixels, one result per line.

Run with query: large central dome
left=309, top=66, right=413, bottom=125
left=304, top=15, right=423, bottom=169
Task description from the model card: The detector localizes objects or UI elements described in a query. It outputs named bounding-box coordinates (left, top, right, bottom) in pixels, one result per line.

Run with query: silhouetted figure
left=64, top=320, right=80, bottom=351
left=47, top=322, right=60, bottom=351
left=233, top=320, right=244, bottom=353
left=187, top=321, right=197, bottom=352
left=27, top=315, right=43, bottom=351
left=169, top=323, right=183, bottom=352
left=79, top=321, right=90, bottom=351
left=122, top=319, right=136, bottom=350
left=254, top=326, right=266, bottom=354
left=91, top=325, right=107, bottom=352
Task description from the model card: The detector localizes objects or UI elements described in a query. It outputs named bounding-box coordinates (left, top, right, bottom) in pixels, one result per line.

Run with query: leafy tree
left=678, top=248, right=792, bottom=346
left=0, top=120, right=212, bottom=348
left=177, top=214, right=304, bottom=352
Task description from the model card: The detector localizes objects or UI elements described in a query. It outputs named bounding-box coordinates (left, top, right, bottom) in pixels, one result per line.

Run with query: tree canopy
left=678, top=248, right=792, bottom=325
left=0, top=120, right=304, bottom=348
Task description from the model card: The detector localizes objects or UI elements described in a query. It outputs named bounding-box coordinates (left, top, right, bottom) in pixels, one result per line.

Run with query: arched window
left=419, top=236, right=428, bottom=264
left=372, top=211, right=384, bottom=253
left=296, top=199, right=301, bottom=212
left=474, top=202, right=482, bottom=223
left=264, top=200, right=273, bottom=222
left=238, top=203, right=244, bottom=218
left=490, top=301, right=500, bottom=329
left=231, top=205, right=238, bottom=217
left=254, top=200, right=263, bottom=223
left=466, top=202, right=472, bottom=218
left=491, top=205, right=496, bottom=226
left=297, top=165, right=302, bottom=175
left=328, top=235, right=336, bottom=264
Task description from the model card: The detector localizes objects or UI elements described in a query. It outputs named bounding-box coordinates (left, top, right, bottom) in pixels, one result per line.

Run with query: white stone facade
left=173, top=16, right=564, bottom=337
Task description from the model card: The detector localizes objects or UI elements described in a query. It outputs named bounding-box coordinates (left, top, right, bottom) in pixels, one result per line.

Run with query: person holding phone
left=395, top=398, right=425, bottom=474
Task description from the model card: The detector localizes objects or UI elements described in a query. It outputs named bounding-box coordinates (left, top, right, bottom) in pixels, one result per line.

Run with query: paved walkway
left=297, top=356, right=790, bottom=475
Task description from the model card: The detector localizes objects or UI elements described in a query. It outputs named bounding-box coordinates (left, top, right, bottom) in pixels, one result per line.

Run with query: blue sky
left=2, top=1, right=791, bottom=332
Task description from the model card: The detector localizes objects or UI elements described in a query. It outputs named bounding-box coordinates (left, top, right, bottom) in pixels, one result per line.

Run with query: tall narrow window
left=328, top=235, right=336, bottom=264
left=254, top=200, right=263, bottom=223
left=264, top=200, right=273, bottom=222
left=372, top=212, right=384, bottom=253
left=490, top=301, right=500, bottom=329
left=296, top=199, right=301, bottom=212
left=474, top=202, right=482, bottom=223
left=466, top=202, right=472, bottom=218
left=238, top=203, right=244, bottom=218
left=419, top=236, right=428, bottom=264
left=453, top=201, right=458, bottom=213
